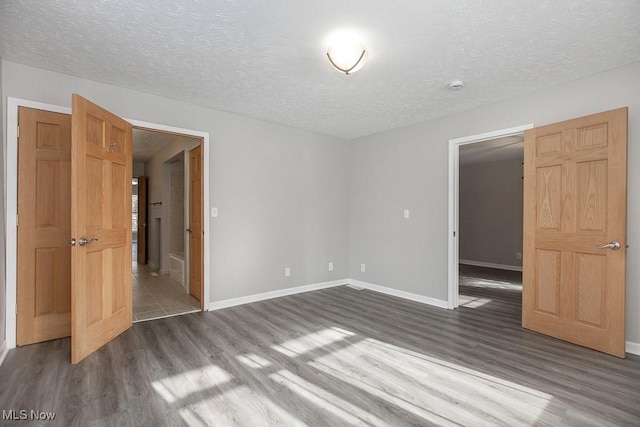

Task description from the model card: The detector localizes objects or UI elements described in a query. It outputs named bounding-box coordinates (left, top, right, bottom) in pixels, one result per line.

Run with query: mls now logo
left=2, top=410, right=56, bottom=421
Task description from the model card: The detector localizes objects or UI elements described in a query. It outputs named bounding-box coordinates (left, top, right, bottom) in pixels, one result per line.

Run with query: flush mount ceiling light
left=325, top=30, right=368, bottom=75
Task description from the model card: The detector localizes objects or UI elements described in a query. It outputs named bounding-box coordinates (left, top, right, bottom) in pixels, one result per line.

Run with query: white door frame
left=5, top=96, right=212, bottom=349
left=447, top=124, right=534, bottom=309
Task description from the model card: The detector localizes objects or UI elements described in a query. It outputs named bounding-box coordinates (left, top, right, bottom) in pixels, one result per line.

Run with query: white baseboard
left=348, top=279, right=450, bottom=310
left=207, top=279, right=347, bottom=311
left=460, top=259, right=523, bottom=272
left=626, top=341, right=640, bottom=356
left=0, top=340, right=8, bottom=367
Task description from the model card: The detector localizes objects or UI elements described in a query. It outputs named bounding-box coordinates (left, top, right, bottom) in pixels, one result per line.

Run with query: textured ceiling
left=459, top=136, right=523, bottom=166
left=1, top=1, right=639, bottom=140
left=132, top=128, right=197, bottom=162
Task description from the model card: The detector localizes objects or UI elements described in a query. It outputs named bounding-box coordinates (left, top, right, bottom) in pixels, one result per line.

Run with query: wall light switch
left=360, top=263, right=366, bottom=273
left=328, top=262, right=334, bottom=272
left=404, top=209, right=410, bottom=219
left=211, top=207, right=218, bottom=218
left=285, top=267, right=291, bottom=277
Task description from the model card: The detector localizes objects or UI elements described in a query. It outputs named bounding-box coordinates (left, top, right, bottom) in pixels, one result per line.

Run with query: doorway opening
left=457, top=136, right=524, bottom=316
left=131, top=128, right=203, bottom=321
left=447, top=124, right=533, bottom=310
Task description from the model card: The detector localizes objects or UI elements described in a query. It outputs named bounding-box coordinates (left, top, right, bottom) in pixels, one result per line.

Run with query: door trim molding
left=447, top=124, right=534, bottom=309
left=4, top=97, right=211, bottom=349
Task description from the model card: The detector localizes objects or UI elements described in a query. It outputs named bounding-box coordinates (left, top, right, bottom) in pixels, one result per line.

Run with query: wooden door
left=137, top=176, right=148, bottom=264
left=71, top=94, right=133, bottom=364
left=17, top=107, right=72, bottom=345
left=523, top=108, right=627, bottom=358
left=189, top=145, right=203, bottom=303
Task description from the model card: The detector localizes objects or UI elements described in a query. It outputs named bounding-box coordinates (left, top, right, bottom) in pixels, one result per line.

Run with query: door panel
left=17, top=107, right=72, bottom=345
left=71, top=94, right=133, bottom=364
left=137, top=176, right=148, bottom=264
left=522, top=107, right=627, bottom=358
left=189, top=145, right=203, bottom=303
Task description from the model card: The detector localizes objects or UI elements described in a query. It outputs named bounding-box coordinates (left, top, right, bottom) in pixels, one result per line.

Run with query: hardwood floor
left=1, top=281, right=639, bottom=426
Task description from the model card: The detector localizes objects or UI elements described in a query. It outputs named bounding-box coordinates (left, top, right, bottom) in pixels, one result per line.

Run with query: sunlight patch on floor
left=152, top=327, right=555, bottom=425
left=458, top=296, right=493, bottom=308
left=152, top=364, right=233, bottom=403
left=310, top=360, right=459, bottom=425
left=460, top=277, right=523, bottom=291
left=310, top=337, right=553, bottom=425
left=236, top=352, right=272, bottom=369
left=271, top=326, right=355, bottom=357
left=269, top=369, right=387, bottom=426
left=179, top=382, right=305, bottom=427
left=179, top=407, right=207, bottom=426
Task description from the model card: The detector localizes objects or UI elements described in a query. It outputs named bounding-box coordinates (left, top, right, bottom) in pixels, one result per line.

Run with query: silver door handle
left=596, top=241, right=621, bottom=250
left=69, top=238, right=76, bottom=246
left=78, top=237, right=98, bottom=246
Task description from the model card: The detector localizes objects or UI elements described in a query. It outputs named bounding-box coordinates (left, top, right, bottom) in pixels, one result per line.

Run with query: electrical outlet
left=211, top=207, right=218, bottom=218
left=404, top=209, right=410, bottom=219
left=328, top=262, right=334, bottom=272
left=516, top=252, right=522, bottom=260
left=360, top=263, right=366, bottom=273
left=285, top=267, right=291, bottom=277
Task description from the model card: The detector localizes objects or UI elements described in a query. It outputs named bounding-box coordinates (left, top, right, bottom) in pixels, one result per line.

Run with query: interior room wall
left=1, top=60, right=350, bottom=307
left=459, top=158, right=523, bottom=269
left=349, top=60, right=640, bottom=346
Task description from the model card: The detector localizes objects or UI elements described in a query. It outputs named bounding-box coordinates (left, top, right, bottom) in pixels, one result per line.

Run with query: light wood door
left=189, top=144, right=203, bottom=303
left=71, top=94, right=133, bottom=364
left=137, top=176, right=148, bottom=264
left=17, top=107, right=72, bottom=345
left=523, top=108, right=627, bottom=358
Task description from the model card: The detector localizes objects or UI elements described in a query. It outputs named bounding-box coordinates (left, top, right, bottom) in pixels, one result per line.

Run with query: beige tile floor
left=132, top=262, right=201, bottom=322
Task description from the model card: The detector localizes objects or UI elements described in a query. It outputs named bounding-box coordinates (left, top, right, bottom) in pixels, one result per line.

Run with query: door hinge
left=17, top=125, right=19, bottom=139
left=16, top=214, right=18, bottom=227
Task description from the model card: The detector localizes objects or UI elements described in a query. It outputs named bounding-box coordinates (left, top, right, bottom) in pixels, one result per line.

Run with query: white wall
left=2, top=60, right=350, bottom=305
left=349, top=60, right=640, bottom=345
left=459, top=158, right=523, bottom=268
